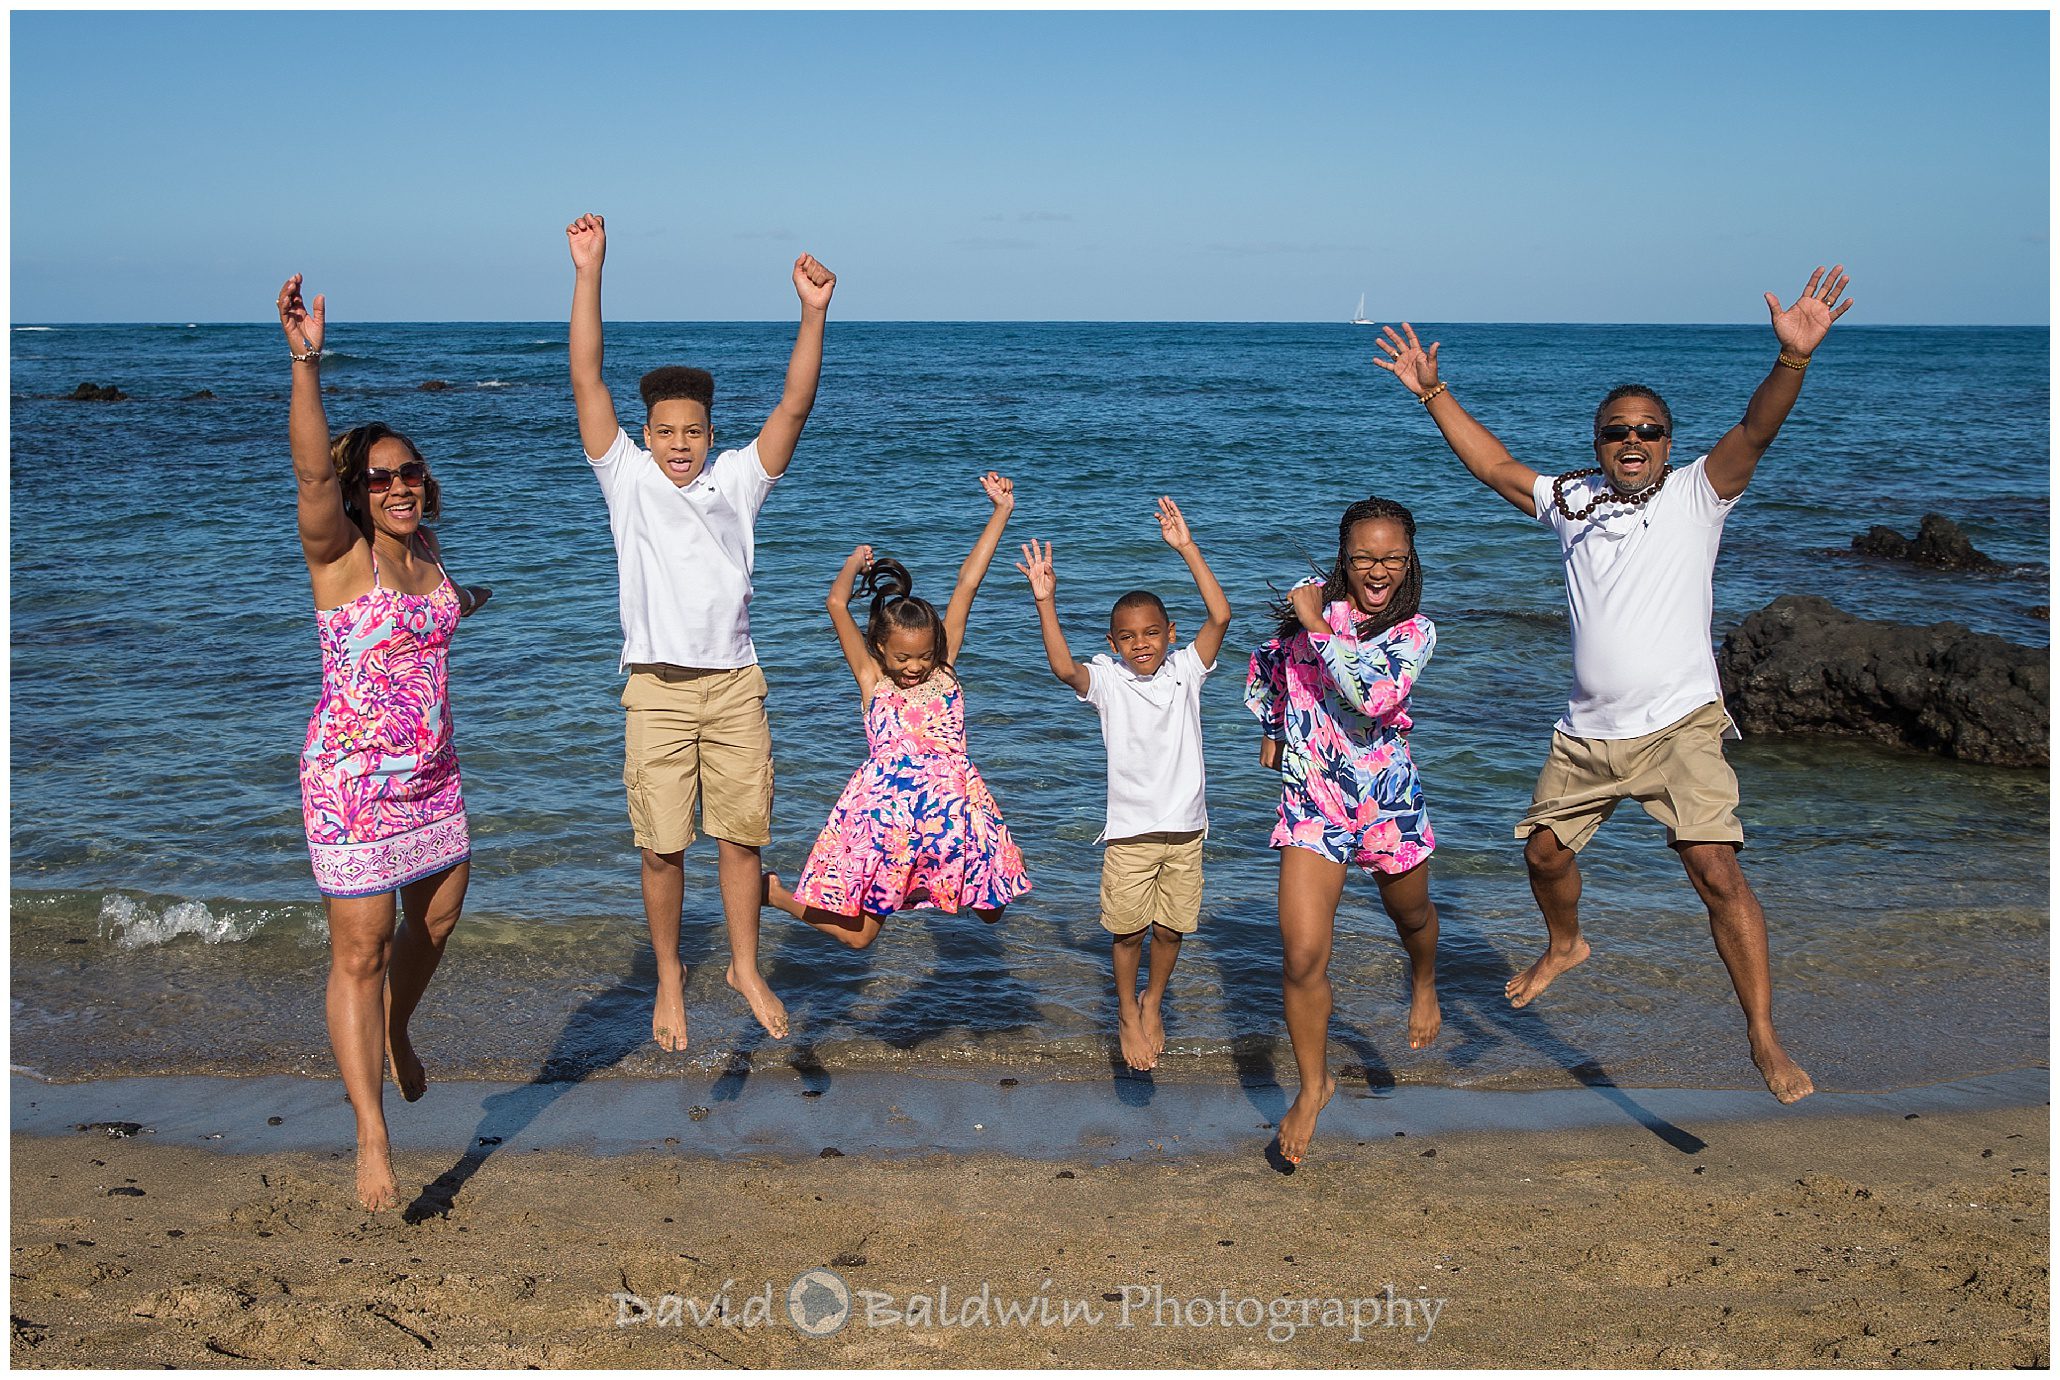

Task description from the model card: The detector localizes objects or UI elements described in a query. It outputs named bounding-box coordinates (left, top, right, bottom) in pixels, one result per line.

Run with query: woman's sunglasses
left=366, top=461, right=430, bottom=493
left=1595, top=424, right=1670, bottom=443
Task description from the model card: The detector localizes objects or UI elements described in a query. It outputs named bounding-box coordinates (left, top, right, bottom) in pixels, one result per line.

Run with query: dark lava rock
left=1851, top=513, right=2005, bottom=572
left=68, top=382, right=128, bottom=402
left=183, top=388, right=216, bottom=400
left=1718, top=595, right=2047, bottom=766
left=75, top=1122, right=144, bottom=1138
left=418, top=379, right=452, bottom=392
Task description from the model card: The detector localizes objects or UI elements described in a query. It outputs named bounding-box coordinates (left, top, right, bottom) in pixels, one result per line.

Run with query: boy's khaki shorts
left=622, top=664, right=773, bottom=854
left=1515, top=701, right=1744, bottom=853
left=1100, top=830, right=1204, bottom=936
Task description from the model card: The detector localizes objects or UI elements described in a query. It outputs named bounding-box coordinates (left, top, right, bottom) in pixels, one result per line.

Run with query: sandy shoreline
left=11, top=1077, right=2048, bottom=1366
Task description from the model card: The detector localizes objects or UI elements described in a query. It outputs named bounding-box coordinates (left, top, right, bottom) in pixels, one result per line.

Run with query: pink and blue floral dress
left=1245, top=593, right=1436, bottom=876
left=795, top=671, right=1031, bottom=918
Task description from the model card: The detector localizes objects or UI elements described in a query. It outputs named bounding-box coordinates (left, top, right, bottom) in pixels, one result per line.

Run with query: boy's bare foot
left=653, top=960, right=690, bottom=1052
left=727, top=964, right=789, bottom=1040
left=1407, top=979, right=1442, bottom=1050
left=762, top=871, right=804, bottom=921
left=1276, top=1071, right=1336, bottom=1166
left=1138, top=993, right=1167, bottom=1059
left=1504, top=937, right=1591, bottom=1008
left=1117, top=1001, right=1154, bottom=1071
left=386, top=1028, right=427, bottom=1102
left=356, top=1140, right=400, bottom=1212
left=1752, top=1037, right=1816, bottom=1104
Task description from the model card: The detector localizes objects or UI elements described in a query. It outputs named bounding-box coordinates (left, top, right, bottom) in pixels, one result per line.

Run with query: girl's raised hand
left=1155, top=495, right=1194, bottom=549
left=566, top=213, right=607, bottom=271
left=1373, top=322, right=1440, bottom=396
left=844, top=542, right=875, bottom=572
left=980, top=471, right=1016, bottom=513
left=1289, top=579, right=1328, bottom=631
left=1014, top=539, right=1057, bottom=601
left=277, top=274, right=324, bottom=357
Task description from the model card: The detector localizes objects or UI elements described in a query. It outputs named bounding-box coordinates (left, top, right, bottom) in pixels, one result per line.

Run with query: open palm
left=1373, top=322, right=1440, bottom=395
left=1767, top=265, right=1853, bottom=357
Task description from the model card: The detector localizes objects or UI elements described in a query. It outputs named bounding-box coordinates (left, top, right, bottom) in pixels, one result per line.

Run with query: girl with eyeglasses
left=276, top=274, right=492, bottom=1212
left=1245, top=496, right=1444, bottom=1166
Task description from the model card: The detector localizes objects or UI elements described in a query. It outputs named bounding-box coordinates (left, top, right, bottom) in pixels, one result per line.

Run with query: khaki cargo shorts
left=1100, top=830, right=1205, bottom=936
left=1515, top=701, right=1744, bottom=853
left=622, top=664, right=773, bottom=854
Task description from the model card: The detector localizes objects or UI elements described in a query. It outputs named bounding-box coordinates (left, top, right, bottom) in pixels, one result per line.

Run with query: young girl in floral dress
left=764, top=472, right=1031, bottom=948
left=1247, top=496, right=1444, bottom=1165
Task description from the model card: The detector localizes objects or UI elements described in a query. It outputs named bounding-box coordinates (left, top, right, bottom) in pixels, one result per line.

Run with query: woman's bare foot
left=1407, top=978, right=1442, bottom=1050
left=1117, top=1000, right=1155, bottom=1071
left=355, top=1140, right=400, bottom=1212
left=1138, top=994, right=1167, bottom=1060
left=763, top=871, right=804, bottom=920
left=386, top=1027, right=427, bottom=1102
left=726, top=964, right=789, bottom=1040
left=1504, top=937, right=1591, bottom=1008
left=1276, top=1071, right=1336, bottom=1165
left=652, top=960, right=690, bottom=1052
left=1752, top=1036, right=1816, bottom=1104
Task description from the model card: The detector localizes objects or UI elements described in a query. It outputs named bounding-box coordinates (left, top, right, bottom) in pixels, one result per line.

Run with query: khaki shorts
left=1515, top=701, right=1744, bottom=853
left=1100, top=830, right=1204, bottom=936
left=622, top=664, right=773, bottom=853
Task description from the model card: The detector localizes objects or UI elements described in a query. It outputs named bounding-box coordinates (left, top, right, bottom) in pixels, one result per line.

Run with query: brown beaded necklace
left=1551, top=463, right=1671, bottom=522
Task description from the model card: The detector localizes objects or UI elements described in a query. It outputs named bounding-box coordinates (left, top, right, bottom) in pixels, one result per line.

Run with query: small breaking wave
left=97, top=894, right=272, bottom=949
left=14, top=325, right=57, bottom=332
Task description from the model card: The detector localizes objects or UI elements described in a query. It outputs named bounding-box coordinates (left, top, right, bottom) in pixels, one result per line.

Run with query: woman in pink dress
left=764, top=472, right=1031, bottom=949
left=278, top=275, right=491, bottom=1211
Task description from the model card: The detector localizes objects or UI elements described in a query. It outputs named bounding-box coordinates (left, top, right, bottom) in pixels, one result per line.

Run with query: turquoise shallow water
left=8, top=321, right=2049, bottom=1090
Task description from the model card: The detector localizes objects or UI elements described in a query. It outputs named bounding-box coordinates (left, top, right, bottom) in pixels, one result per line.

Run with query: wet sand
left=10, top=1076, right=2048, bottom=1367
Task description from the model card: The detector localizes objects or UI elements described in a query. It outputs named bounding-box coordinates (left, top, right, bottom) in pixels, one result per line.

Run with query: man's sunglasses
left=1595, top=424, right=1670, bottom=443
left=367, top=461, right=430, bottom=493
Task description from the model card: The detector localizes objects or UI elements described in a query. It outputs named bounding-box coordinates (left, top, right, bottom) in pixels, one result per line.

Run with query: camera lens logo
left=786, top=1268, right=852, bottom=1337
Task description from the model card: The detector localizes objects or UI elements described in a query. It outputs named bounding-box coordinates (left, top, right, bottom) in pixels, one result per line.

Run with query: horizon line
left=10, top=319, right=2049, bottom=330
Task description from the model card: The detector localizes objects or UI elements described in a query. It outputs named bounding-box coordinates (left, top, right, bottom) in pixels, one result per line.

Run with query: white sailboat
left=1350, top=293, right=1374, bottom=326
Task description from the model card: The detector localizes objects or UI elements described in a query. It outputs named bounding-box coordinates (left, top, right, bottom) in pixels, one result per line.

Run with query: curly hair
left=1592, top=383, right=1672, bottom=435
left=329, top=422, right=440, bottom=537
left=860, top=557, right=951, bottom=670
left=1269, top=495, right=1422, bottom=641
left=639, top=366, right=715, bottom=416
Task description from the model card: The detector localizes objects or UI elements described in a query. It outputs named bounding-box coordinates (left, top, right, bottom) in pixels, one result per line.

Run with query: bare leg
left=763, top=871, right=885, bottom=950
left=325, top=892, right=400, bottom=1211
left=1276, top=847, right=1344, bottom=1164
left=718, top=838, right=787, bottom=1037
left=640, top=847, right=690, bottom=1052
left=1677, top=842, right=1814, bottom=1103
left=1374, top=860, right=1440, bottom=1049
left=1111, top=930, right=1153, bottom=1070
left=1507, top=827, right=1592, bottom=1007
left=384, top=861, right=469, bottom=1102
left=1136, top=924, right=1183, bottom=1063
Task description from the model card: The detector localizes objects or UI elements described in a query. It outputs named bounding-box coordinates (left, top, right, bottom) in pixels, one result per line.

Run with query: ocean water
left=9, top=321, right=2049, bottom=1094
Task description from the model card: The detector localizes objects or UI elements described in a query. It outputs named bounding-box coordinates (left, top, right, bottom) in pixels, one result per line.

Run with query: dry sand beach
left=10, top=1076, right=2047, bottom=1367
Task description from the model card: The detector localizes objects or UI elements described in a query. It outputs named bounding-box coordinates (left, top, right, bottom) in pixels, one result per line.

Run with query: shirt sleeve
left=1531, top=471, right=1561, bottom=530
left=1306, top=616, right=1436, bottom=725
left=716, top=437, right=779, bottom=517
left=1244, top=638, right=1288, bottom=739
left=589, top=426, right=636, bottom=483
left=1680, top=454, right=1741, bottom=523
left=1183, top=643, right=1217, bottom=679
left=1080, top=658, right=1111, bottom=707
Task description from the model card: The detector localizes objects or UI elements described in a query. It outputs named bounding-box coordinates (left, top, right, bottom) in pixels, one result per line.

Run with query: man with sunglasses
left=1373, top=265, right=1853, bottom=1105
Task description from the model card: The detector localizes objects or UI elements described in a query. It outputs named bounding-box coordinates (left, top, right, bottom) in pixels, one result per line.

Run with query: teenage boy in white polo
left=566, top=211, right=836, bottom=1050
left=1372, top=265, right=1853, bottom=1104
left=1018, top=497, right=1232, bottom=1072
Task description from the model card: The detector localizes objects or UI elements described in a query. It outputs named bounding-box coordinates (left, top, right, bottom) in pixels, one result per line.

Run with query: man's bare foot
left=355, top=1141, right=400, bottom=1212
left=386, top=1028, right=427, bottom=1102
left=1752, top=1037, right=1816, bottom=1104
left=1138, top=994, right=1167, bottom=1059
left=763, top=871, right=804, bottom=920
left=726, top=964, right=789, bottom=1040
left=1116, top=1001, right=1154, bottom=1071
left=1407, top=979, right=1442, bottom=1050
left=1276, top=1071, right=1336, bottom=1165
left=1504, top=937, right=1591, bottom=1008
left=652, top=960, right=690, bottom=1052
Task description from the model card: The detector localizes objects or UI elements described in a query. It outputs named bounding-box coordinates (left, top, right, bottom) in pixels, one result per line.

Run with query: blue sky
left=10, top=10, right=2050, bottom=323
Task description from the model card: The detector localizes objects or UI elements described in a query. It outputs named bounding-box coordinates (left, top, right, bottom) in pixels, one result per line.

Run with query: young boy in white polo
left=1017, top=497, right=1231, bottom=1071
left=566, top=211, right=835, bottom=1051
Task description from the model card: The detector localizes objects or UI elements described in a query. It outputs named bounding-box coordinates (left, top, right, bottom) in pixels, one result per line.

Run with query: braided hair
left=861, top=557, right=951, bottom=670
left=1270, top=496, right=1423, bottom=642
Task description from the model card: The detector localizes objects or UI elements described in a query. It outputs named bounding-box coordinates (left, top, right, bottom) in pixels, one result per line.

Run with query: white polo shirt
left=589, top=427, right=776, bottom=672
left=1079, top=643, right=1214, bottom=842
left=1532, top=454, right=1740, bottom=740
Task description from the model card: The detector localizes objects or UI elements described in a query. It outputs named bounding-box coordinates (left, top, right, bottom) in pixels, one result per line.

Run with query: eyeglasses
left=1346, top=555, right=1411, bottom=576
left=1595, top=423, right=1670, bottom=443
left=367, top=461, right=429, bottom=493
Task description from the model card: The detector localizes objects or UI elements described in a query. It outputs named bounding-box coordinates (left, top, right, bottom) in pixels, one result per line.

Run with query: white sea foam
left=479, top=379, right=511, bottom=388
left=97, top=894, right=263, bottom=949
left=14, top=325, right=56, bottom=331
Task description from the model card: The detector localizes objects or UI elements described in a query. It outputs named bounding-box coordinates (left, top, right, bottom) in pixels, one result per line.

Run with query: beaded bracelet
left=1776, top=352, right=1810, bottom=371
left=1418, top=381, right=1449, bottom=407
left=290, top=346, right=321, bottom=364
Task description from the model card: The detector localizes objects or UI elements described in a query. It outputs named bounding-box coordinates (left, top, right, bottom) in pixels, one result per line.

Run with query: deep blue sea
left=9, top=321, right=2049, bottom=1093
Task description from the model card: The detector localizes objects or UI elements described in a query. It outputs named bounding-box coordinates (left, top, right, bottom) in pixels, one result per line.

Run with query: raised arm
left=753, top=254, right=837, bottom=478
left=566, top=212, right=620, bottom=460
left=1704, top=265, right=1853, bottom=501
left=1015, top=539, right=1090, bottom=695
left=277, top=275, right=358, bottom=571
left=942, top=472, right=1015, bottom=659
left=826, top=544, right=882, bottom=693
left=1375, top=322, right=1540, bottom=518
left=1290, top=584, right=1433, bottom=722
left=1155, top=496, right=1231, bottom=666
